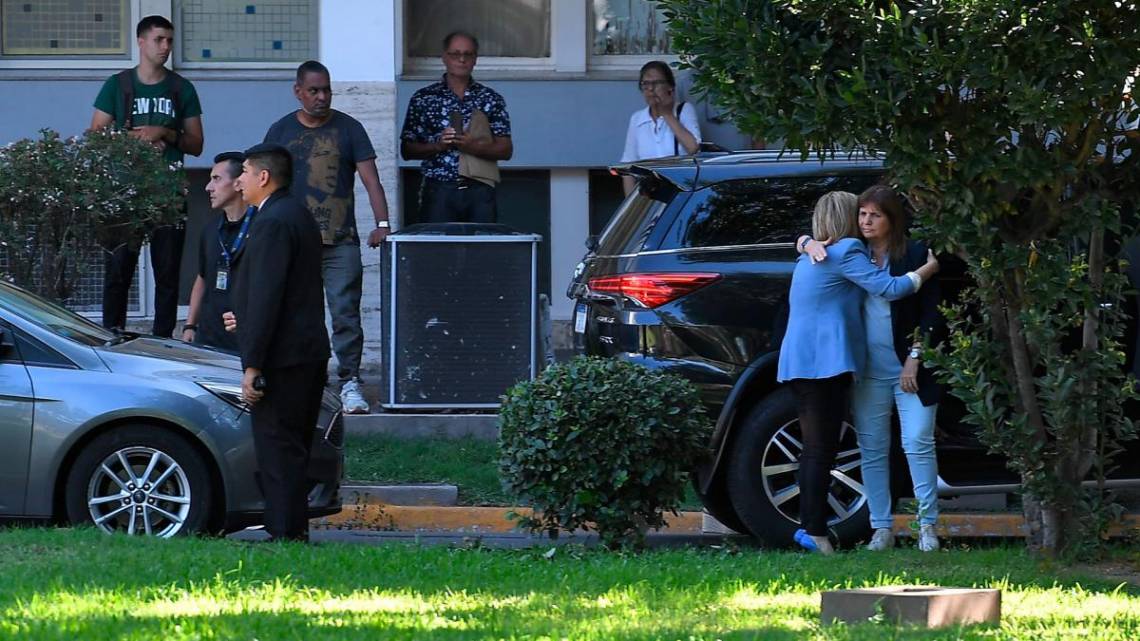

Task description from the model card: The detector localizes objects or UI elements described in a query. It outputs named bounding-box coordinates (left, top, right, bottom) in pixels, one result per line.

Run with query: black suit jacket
left=232, top=189, right=330, bottom=371
left=888, top=239, right=947, bottom=406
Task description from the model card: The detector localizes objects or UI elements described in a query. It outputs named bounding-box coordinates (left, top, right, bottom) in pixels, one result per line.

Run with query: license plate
left=574, top=303, right=588, bottom=334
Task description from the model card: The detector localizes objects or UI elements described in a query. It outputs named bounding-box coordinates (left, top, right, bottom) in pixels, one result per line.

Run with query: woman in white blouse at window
left=620, top=61, right=702, bottom=195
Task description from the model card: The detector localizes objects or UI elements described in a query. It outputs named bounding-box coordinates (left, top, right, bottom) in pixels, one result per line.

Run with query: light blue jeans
left=851, top=377, right=939, bottom=528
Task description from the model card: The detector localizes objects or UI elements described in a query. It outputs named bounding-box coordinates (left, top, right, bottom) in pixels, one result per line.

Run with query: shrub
left=0, top=128, right=185, bottom=302
left=498, top=356, right=713, bottom=549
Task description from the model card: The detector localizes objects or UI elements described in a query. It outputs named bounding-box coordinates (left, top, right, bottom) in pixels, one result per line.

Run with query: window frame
left=587, top=0, right=677, bottom=71
left=0, top=0, right=137, bottom=69
left=173, top=0, right=319, bottom=70
left=399, top=0, right=557, bottom=74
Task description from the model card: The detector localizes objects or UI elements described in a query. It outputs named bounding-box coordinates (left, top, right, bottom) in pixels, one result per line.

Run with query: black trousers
left=419, top=178, right=497, bottom=223
left=250, top=360, right=328, bottom=541
left=102, top=224, right=185, bottom=337
left=790, top=375, right=852, bottom=537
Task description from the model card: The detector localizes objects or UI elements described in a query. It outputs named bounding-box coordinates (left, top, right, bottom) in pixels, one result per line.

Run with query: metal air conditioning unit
left=380, top=223, right=541, bottom=409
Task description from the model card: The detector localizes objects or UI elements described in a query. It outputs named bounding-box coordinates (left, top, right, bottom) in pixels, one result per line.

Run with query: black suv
left=567, top=150, right=1140, bottom=547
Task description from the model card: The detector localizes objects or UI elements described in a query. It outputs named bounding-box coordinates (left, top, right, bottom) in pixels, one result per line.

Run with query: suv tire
left=65, top=425, right=213, bottom=537
left=726, top=387, right=871, bottom=548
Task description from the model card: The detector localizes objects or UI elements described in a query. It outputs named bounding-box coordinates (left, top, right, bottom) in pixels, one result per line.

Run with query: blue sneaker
left=794, top=528, right=835, bottom=554
left=793, top=528, right=817, bottom=550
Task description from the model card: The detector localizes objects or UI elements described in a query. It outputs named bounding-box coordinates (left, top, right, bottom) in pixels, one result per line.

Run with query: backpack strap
left=167, top=70, right=184, bottom=120
left=116, top=69, right=134, bottom=129
left=673, top=101, right=686, bottom=155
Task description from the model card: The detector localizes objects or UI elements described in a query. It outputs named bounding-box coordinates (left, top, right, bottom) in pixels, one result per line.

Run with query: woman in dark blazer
left=850, top=186, right=945, bottom=552
left=779, top=191, right=939, bottom=554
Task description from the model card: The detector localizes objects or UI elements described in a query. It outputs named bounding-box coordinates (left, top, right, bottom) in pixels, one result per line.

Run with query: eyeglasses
left=446, top=51, right=477, bottom=61
left=639, top=80, right=669, bottom=91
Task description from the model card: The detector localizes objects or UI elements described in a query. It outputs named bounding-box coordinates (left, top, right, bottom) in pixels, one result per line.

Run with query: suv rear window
left=595, top=179, right=678, bottom=256
left=668, top=174, right=880, bottom=249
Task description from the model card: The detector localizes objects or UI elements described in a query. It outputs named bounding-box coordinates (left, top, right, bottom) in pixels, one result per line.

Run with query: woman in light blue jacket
left=777, top=191, right=939, bottom=554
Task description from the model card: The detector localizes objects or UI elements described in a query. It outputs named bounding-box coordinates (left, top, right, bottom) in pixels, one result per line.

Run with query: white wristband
left=375, top=220, right=390, bottom=229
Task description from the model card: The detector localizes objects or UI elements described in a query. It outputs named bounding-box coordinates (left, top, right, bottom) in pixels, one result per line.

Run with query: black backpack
left=117, top=69, right=185, bottom=128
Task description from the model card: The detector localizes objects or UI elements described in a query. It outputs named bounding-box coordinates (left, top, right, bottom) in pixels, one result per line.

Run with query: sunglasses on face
left=446, top=51, right=477, bottom=61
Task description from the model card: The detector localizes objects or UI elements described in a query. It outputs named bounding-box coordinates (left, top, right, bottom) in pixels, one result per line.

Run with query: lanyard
left=218, top=206, right=256, bottom=268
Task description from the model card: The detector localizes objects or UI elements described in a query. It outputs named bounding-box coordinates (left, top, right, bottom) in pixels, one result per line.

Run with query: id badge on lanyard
left=217, top=207, right=255, bottom=292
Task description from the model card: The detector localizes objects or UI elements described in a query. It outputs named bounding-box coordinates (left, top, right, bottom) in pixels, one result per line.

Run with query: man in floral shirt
left=400, top=31, right=512, bottom=223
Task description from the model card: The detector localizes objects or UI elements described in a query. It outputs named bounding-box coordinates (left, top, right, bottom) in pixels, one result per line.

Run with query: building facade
left=0, top=0, right=748, bottom=371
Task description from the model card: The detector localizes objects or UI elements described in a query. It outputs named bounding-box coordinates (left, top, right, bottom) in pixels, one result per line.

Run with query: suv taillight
left=587, top=273, right=722, bottom=308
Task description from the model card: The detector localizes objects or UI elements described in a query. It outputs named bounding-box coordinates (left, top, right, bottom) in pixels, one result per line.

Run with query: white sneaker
left=866, top=528, right=895, bottom=551
left=340, top=378, right=370, bottom=415
left=918, top=524, right=940, bottom=552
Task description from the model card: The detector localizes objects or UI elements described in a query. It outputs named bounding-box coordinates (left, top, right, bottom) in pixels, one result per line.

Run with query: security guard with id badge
left=182, top=151, right=255, bottom=351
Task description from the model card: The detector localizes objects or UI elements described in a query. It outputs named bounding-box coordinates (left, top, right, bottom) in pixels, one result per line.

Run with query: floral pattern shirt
left=400, top=75, right=511, bottom=182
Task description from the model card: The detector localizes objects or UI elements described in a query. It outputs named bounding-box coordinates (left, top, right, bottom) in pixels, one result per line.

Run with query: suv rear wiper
left=104, top=329, right=140, bottom=346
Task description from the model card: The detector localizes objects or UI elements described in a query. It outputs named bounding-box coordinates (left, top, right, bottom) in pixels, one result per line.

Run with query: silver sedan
left=0, top=280, right=343, bottom=537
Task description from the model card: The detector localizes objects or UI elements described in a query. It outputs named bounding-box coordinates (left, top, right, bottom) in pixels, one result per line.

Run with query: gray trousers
left=322, top=243, right=364, bottom=382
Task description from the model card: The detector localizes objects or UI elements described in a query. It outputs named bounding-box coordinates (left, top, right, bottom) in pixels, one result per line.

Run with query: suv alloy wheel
left=726, top=388, right=872, bottom=548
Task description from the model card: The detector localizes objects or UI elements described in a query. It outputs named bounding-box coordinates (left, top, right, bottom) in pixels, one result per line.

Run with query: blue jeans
left=851, top=376, right=939, bottom=528
left=322, top=244, right=364, bottom=383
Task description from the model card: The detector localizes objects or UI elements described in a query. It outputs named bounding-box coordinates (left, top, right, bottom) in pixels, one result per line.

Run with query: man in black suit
left=229, top=142, right=330, bottom=542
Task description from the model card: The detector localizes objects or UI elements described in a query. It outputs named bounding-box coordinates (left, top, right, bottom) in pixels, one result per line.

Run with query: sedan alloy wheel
left=86, top=446, right=192, bottom=537
left=65, top=425, right=213, bottom=537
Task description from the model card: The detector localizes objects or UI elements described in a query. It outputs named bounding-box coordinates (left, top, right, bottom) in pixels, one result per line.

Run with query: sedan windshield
left=0, top=282, right=116, bottom=346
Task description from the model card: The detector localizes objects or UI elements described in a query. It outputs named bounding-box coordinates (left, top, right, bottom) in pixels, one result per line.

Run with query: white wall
left=320, top=0, right=396, bottom=82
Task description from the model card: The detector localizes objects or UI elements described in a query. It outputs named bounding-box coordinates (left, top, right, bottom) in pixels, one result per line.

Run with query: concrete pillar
left=549, top=169, right=590, bottom=326
left=319, top=0, right=398, bottom=376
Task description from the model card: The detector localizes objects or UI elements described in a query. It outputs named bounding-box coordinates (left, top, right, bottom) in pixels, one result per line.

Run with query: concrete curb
left=892, top=513, right=1140, bottom=538
left=313, top=506, right=1140, bottom=538
left=313, top=505, right=705, bottom=534
left=344, top=413, right=499, bottom=440
left=341, top=484, right=458, bottom=507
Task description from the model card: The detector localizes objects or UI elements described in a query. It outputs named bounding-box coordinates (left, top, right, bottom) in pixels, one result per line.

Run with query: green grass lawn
left=344, top=434, right=509, bottom=505
left=1, top=528, right=1138, bottom=640
left=344, top=434, right=702, bottom=509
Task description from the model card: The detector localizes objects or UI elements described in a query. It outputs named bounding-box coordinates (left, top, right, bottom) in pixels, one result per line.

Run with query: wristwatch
left=908, top=347, right=922, bottom=360
left=375, top=220, right=390, bottom=229
left=799, top=236, right=811, bottom=250
left=183, top=324, right=198, bottom=333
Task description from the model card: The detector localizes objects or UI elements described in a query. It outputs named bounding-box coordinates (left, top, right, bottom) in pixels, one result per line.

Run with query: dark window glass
left=676, top=175, right=879, bottom=248
left=595, top=178, right=678, bottom=256
left=588, top=169, right=625, bottom=236
left=13, top=328, right=71, bottom=367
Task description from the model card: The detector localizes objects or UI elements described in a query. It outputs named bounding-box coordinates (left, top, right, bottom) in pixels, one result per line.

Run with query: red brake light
left=587, top=273, right=722, bottom=308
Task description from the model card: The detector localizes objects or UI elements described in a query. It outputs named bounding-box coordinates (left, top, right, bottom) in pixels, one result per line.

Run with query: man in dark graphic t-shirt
left=263, top=60, right=391, bottom=415
left=90, top=15, right=204, bottom=338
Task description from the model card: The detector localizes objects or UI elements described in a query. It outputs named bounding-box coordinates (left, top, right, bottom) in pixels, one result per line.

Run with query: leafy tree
left=0, top=128, right=185, bottom=302
left=659, top=0, right=1140, bottom=556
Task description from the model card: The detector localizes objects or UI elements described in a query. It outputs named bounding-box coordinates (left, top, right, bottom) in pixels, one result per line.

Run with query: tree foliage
left=660, top=0, right=1140, bottom=556
left=0, top=128, right=185, bottom=302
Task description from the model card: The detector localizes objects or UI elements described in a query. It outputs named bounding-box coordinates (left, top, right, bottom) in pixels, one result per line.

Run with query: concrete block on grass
left=821, top=586, right=1001, bottom=628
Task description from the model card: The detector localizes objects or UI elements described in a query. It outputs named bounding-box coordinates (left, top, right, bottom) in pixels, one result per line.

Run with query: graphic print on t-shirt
left=133, top=96, right=177, bottom=121
left=301, top=133, right=350, bottom=244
